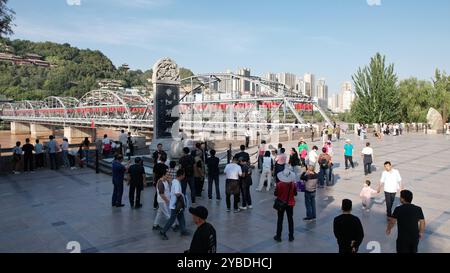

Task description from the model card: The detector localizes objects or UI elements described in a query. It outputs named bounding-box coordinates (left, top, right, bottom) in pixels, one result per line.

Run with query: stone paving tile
left=0, top=133, right=449, bottom=253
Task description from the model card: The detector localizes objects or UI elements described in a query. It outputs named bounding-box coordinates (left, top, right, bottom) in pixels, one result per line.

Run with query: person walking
left=179, top=147, right=196, bottom=204
left=119, top=129, right=128, bottom=155
left=239, top=157, right=253, bottom=210
left=257, top=151, right=274, bottom=192
left=224, top=156, right=242, bottom=213
left=153, top=153, right=169, bottom=209
left=360, top=180, right=379, bottom=212
left=289, top=148, right=301, bottom=176
left=193, top=155, right=205, bottom=199
left=386, top=190, right=426, bottom=253
left=273, top=168, right=297, bottom=242
left=206, top=149, right=221, bottom=200
left=333, top=199, right=364, bottom=253
left=327, top=126, right=333, bottom=142
left=301, top=165, right=318, bottom=221
left=102, top=134, right=111, bottom=158
left=127, top=157, right=146, bottom=209
left=317, top=147, right=332, bottom=187
left=153, top=169, right=172, bottom=230
left=112, top=154, right=126, bottom=207
left=235, top=144, right=250, bottom=163
left=22, top=138, right=34, bottom=172
left=126, top=132, right=135, bottom=159
left=34, top=139, right=44, bottom=169
left=307, top=146, right=319, bottom=168
left=185, top=206, right=217, bottom=253
left=12, top=141, right=22, bottom=174
left=298, top=139, right=309, bottom=167
left=335, top=125, right=341, bottom=141
left=361, top=142, right=374, bottom=175
left=344, top=139, right=355, bottom=170
left=61, top=137, right=70, bottom=168
left=378, top=161, right=403, bottom=218
left=160, top=169, right=190, bottom=240
left=244, top=128, right=251, bottom=148
left=258, top=140, right=267, bottom=171
left=274, top=148, right=287, bottom=183
left=47, top=135, right=58, bottom=170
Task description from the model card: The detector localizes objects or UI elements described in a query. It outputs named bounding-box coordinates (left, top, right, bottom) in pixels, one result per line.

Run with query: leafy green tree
left=398, top=78, right=434, bottom=122
left=351, top=53, right=400, bottom=123
left=432, top=69, right=450, bottom=123
left=0, top=0, right=14, bottom=38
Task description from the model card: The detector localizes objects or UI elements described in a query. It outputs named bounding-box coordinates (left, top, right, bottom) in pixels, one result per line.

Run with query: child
left=359, top=180, right=379, bottom=211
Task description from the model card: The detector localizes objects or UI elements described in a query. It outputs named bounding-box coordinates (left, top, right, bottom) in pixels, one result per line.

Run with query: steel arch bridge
left=0, top=73, right=332, bottom=131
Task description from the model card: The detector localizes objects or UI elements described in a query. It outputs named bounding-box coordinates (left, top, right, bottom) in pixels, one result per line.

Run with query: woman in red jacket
left=274, top=167, right=297, bottom=242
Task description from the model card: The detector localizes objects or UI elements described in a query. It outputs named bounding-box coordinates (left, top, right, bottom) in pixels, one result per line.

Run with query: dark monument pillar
left=149, top=58, right=183, bottom=159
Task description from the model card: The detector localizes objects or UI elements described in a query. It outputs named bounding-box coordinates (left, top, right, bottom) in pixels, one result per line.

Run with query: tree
left=351, top=53, right=400, bottom=123
left=398, top=78, right=434, bottom=122
left=432, top=69, right=450, bottom=123
left=0, top=0, right=15, bottom=38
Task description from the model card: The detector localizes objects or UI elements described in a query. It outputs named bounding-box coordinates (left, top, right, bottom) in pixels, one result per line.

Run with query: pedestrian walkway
left=0, top=133, right=449, bottom=253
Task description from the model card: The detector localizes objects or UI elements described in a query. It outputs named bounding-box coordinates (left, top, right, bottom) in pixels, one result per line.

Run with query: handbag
left=273, top=182, right=292, bottom=211
left=175, top=194, right=185, bottom=214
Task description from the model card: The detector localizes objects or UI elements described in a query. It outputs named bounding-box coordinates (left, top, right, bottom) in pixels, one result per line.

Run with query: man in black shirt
left=387, top=190, right=425, bottom=253
left=235, top=145, right=250, bottom=163
left=153, top=154, right=168, bottom=209
left=186, top=206, right=216, bottom=253
left=22, top=138, right=34, bottom=172
left=333, top=199, right=364, bottom=253
left=127, top=157, right=146, bottom=209
left=179, top=147, right=196, bottom=204
left=206, top=149, right=221, bottom=200
left=152, top=143, right=166, bottom=166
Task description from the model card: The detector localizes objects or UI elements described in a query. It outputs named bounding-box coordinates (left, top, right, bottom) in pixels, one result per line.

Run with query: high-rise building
left=295, top=78, right=305, bottom=95
left=316, top=78, right=328, bottom=109
left=265, top=72, right=278, bottom=82
left=341, top=81, right=352, bottom=92
left=278, top=72, right=297, bottom=90
left=304, top=73, right=315, bottom=97
left=237, top=68, right=251, bottom=93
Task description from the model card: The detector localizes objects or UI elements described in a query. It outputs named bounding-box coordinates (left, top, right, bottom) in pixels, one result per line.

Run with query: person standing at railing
left=61, top=137, right=70, bottom=169
left=12, top=141, right=22, bottom=174
left=47, top=135, right=58, bottom=170
left=82, top=137, right=90, bottom=165
left=119, top=129, right=128, bottom=155
left=35, top=139, right=44, bottom=169
left=22, top=138, right=34, bottom=173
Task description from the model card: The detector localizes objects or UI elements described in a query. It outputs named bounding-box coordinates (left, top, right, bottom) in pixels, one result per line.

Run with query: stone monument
left=149, top=58, right=184, bottom=159
left=426, top=107, right=444, bottom=134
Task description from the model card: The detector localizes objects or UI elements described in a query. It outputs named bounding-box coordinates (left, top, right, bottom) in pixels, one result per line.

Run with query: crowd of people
left=106, top=122, right=426, bottom=253
left=8, top=129, right=136, bottom=174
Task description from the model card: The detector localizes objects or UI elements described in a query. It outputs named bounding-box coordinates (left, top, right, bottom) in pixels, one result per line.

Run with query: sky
left=8, top=0, right=450, bottom=94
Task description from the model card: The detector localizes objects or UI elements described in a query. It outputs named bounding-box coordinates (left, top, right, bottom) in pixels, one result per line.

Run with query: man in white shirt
left=244, top=128, right=251, bottom=148
left=361, top=142, right=374, bottom=175
left=378, top=161, right=402, bottom=218
left=160, top=169, right=189, bottom=240
left=119, top=129, right=128, bottom=155
left=224, top=156, right=243, bottom=213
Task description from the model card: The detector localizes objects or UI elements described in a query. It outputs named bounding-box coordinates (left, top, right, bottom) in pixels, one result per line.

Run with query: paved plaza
left=0, top=132, right=449, bottom=253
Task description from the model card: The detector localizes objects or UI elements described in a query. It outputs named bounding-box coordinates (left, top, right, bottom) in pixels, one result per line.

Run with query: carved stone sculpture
left=426, top=107, right=444, bottom=131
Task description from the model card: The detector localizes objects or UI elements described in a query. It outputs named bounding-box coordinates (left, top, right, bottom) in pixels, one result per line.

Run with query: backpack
left=319, top=157, right=329, bottom=169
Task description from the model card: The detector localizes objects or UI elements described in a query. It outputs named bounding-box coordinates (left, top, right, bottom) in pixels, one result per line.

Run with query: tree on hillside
left=351, top=53, right=400, bottom=123
left=0, top=0, right=15, bottom=38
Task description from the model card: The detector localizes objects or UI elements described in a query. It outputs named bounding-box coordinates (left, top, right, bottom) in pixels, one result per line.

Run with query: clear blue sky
left=9, top=0, right=450, bottom=94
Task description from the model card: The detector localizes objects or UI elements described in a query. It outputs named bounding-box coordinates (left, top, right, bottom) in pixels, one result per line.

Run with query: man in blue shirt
left=112, top=154, right=127, bottom=207
left=343, top=139, right=354, bottom=169
left=47, top=135, right=58, bottom=170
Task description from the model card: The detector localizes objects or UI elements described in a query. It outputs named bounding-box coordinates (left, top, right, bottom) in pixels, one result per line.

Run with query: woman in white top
left=257, top=151, right=273, bottom=191
left=307, top=145, right=319, bottom=167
